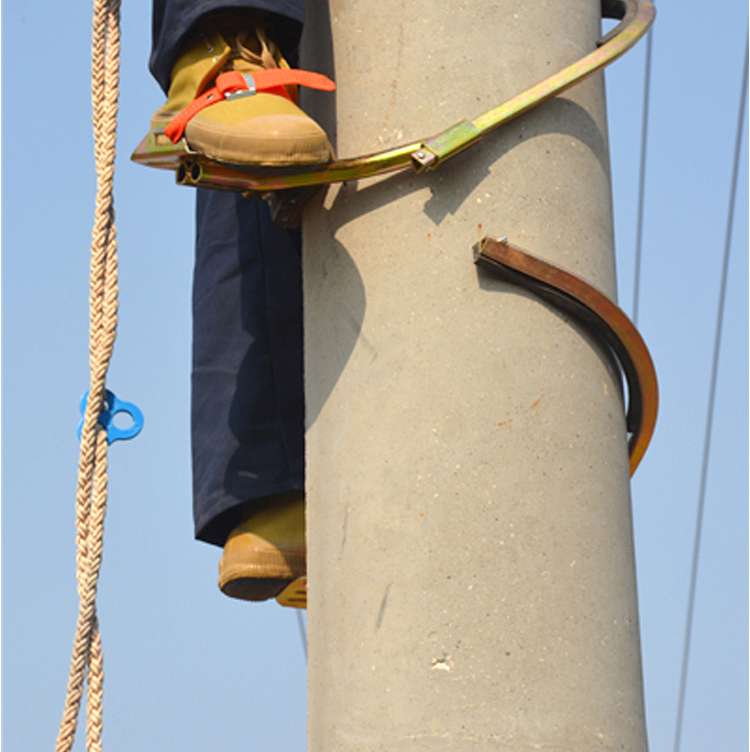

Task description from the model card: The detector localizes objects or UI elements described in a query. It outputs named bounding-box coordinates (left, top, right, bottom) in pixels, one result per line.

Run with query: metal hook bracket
left=474, top=236, right=658, bottom=476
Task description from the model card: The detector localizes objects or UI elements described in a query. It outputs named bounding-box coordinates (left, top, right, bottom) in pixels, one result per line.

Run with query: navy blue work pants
left=150, top=0, right=307, bottom=546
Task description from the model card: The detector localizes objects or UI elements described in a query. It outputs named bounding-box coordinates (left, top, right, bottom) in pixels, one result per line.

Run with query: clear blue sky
left=2, top=1, right=747, bottom=750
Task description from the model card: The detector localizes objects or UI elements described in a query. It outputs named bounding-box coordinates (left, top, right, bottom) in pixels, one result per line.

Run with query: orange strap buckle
left=165, top=69, right=335, bottom=143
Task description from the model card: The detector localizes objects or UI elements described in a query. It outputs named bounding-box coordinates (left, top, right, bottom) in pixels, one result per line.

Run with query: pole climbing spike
left=276, top=576, right=307, bottom=609
left=78, top=389, right=144, bottom=445
left=131, top=0, right=655, bottom=223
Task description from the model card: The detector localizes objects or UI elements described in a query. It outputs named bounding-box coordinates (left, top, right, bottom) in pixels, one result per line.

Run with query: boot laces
left=230, top=26, right=280, bottom=72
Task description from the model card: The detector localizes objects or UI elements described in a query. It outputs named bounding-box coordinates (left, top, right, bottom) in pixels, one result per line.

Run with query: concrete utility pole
left=302, top=1, right=649, bottom=749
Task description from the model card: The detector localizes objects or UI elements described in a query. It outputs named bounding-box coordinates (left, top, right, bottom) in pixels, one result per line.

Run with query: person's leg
left=147, top=3, right=321, bottom=602
left=192, top=188, right=304, bottom=547
left=192, top=189, right=306, bottom=600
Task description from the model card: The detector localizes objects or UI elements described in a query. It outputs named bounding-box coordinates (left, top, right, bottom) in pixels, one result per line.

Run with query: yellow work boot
left=151, top=12, right=334, bottom=167
left=218, top=492, right=306, bottom=601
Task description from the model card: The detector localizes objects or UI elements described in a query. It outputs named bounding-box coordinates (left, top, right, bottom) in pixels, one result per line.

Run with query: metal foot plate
left=276, top=577, right=307, bottom=609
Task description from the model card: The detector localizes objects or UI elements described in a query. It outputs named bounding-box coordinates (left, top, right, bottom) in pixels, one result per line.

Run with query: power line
left=632, top=26, right=654, bottom=326
left=296, top=609, right=307, bottom=661
left=672, top=31, right=749, bottom=752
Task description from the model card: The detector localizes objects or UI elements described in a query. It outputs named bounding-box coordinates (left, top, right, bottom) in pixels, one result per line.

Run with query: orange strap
left=165, top=69, right=336, bottom=143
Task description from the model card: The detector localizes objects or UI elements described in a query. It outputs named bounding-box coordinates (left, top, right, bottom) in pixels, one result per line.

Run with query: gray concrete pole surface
left=300, top=1, right=649, bottom=749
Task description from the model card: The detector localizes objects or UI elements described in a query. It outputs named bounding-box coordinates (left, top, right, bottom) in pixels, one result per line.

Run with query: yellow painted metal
left=276, top=576, right=307, bottom=609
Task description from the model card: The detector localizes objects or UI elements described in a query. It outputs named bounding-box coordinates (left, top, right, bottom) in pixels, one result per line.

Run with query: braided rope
left=55, top=0, right=120, bottom=747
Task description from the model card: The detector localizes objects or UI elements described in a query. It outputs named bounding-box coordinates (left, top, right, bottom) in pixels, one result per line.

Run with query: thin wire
left=632, top=26, right=653, bottom=325
left=295, top=610, right=308, bottom=661
left=672, top=31, right=749, bottom=752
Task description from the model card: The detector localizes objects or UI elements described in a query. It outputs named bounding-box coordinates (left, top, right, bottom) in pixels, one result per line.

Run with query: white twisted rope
left=55, top=0, right=121, bottom=747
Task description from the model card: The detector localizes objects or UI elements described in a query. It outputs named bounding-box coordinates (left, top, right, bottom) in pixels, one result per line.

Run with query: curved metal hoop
left=132, top=0, right=655, bottom=193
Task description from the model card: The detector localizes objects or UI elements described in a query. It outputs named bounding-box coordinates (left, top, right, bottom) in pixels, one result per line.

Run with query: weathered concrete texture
left=301, top=1, right=648, bottom=749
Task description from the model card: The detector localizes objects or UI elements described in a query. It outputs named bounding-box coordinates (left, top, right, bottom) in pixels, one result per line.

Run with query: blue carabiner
left=78, top=389, right=144, bottom=445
